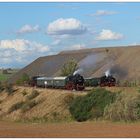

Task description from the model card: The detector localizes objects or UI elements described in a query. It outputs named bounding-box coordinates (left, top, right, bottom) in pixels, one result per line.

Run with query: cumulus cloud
left=47, top=18, right=87, bottom=36
left=17, top=24, right=40, bottom=34
left=0, top=39, right=50, bottom=68
left=0, top=39, right=49, bottom=52
left=89, top=10, right=118, bottom=16
left=96, top=29, right=124, bottom=41
left=68, top=44, right=86, bottom=50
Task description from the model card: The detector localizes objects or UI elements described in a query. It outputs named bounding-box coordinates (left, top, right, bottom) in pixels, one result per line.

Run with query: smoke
left=105, top=65, right=128, bottom=79
left=73, top=68, right=83, bottom=75
left=79, top=53, right=105, bottom=69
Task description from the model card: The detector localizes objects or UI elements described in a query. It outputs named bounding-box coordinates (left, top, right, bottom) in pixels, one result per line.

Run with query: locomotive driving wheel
left=66, top=82, right=74, bottom=90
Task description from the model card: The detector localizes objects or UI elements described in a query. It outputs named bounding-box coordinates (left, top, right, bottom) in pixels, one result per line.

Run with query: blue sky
left=0, top=2, right=140, bottom=68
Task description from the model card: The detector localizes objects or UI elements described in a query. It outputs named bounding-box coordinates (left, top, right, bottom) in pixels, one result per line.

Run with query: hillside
left=9, top=45, right=140, bottom=84
left=0, top=86, right=86, bottom=122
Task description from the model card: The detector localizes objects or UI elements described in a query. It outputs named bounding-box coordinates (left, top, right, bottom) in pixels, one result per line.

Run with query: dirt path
left=0, top=121, right=140, bottom=138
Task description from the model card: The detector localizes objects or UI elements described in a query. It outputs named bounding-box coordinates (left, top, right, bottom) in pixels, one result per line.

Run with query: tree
left=61, top=59, right=78, bottom=76
left=16, top=73, right=30, bottom=85
left=2, top=69, right=8, bottom=74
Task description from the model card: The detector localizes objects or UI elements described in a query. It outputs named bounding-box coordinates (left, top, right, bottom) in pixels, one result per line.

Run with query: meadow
left=0, top=69, right=19, bottom=82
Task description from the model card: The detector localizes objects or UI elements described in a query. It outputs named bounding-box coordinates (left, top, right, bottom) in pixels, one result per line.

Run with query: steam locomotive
left=85, top=75, right=116, bottom=87
left=29, top=73, right=85, bottom=91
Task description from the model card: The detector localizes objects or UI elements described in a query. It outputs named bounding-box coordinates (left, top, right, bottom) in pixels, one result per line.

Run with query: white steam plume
left=73, top=68, right=83, bottom=75
left=105, top=69, right=110, bottom=77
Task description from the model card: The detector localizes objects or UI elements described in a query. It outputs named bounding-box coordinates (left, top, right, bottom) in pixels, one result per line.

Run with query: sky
left=0, top=2, right=140, bottom=68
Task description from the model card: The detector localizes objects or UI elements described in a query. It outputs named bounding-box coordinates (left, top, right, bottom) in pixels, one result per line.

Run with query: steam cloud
left=105, top=65, right=128, bottom=78
left=73, top=52, right=105, bottom=76
left=73, top=68, right=83, bottom=75
left=105, top=69, right=110, bottom=77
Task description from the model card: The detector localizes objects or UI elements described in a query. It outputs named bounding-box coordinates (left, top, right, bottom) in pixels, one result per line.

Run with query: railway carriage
left=34, top=74, right=85, bottom=91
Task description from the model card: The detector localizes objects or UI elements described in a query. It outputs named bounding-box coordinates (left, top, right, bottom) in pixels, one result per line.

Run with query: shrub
left=16, top=73, right=30, bottom=85
left=26, top=90, right=39, bottom=100
left=21, top=100, right=38, bottom=112
left=104, top=93, right=140, bottom=122
left=22, top=89, right=28, bottom=96
left=69, top=88, right=116, bottom=122
left=8, top=101, right=25, bottom=113
left=5, top=83, right=14, bottom=95
left=0, top=82, right=4, bottom=93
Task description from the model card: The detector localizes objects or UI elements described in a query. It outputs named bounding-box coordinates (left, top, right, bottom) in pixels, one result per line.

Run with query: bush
left=104, top=93, right=140, bottom=122
left=5, top=83, right=14, bottom=95
left=21, top=100, right=38, bottom=112
left=0, top=82, right=4, bottom=93
left=8, top=101, right=25, bottom=113
left=16, top=73, right=30, bottom=85
left=22, top=89, right=28, bottom=96
left=26, top=90, right=39, bottom=100
left=69, top=88, right=116, bottom=122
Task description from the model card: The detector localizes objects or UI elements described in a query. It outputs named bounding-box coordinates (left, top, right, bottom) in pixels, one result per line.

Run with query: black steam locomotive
left=85, top=75, right=116, bottom=87
left=100, top=75, right=116, bottom=87
left=29, top=74, right=85, bottom=91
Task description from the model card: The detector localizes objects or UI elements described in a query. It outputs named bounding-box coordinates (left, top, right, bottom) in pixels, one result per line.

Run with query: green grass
left=0, top=69, right=19, bottom=82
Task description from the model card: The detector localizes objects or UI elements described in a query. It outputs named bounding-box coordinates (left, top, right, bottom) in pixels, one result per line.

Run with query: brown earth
left=9, top=45, right=140, bottom=84
left=1, top=121, right=140, bottom=138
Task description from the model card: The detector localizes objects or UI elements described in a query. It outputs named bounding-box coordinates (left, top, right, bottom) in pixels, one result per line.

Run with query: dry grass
left=0, top=86, right=139, bottom=123
left=0, top=86, right=85, bottom=121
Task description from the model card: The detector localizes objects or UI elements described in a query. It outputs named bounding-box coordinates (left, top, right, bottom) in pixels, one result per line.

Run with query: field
left=0, top=69, right=19, bottom=82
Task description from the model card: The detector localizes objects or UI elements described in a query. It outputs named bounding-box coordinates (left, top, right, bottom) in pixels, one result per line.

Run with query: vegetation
left=0, top=69, right=19, bottom=82
left=104, top=93, right=140, bottom=122
left=4, top=83, right=14, bottom=95
left=69, top=88, right=117, bottom=122
left=22, top=89, right=28, bottom=96
left=61, top=59, right=78, bottom=76
left=8, top=101, right=25, bottom=113
left=26, top=90, right=39, bottom=100
left=21, top=100, right=38, bottom=113
left=0, top=82, right=4, bottom=92
left=16, top=73, right=30, bottom=85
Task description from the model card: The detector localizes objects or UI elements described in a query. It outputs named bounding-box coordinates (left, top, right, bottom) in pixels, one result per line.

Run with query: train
left=29, top=73, right=116, bottom=91
left=29, top=73, right=85, bottom=91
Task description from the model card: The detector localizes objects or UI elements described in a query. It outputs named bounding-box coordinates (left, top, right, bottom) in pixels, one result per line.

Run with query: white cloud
left=0, top=39, right=50, bottom=67
left=68, top=44, right=86, bottom=50
left=17, top=24, right=40, bottom=34
left=89, top=10, right=118, bottom=16
left=51, top=39, right=61, bottom=45
left=47, top=18, right=87, bottom=36
left=96, top=29, right=124, bottom=41
left=0, top=39, right=49, bottom=52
